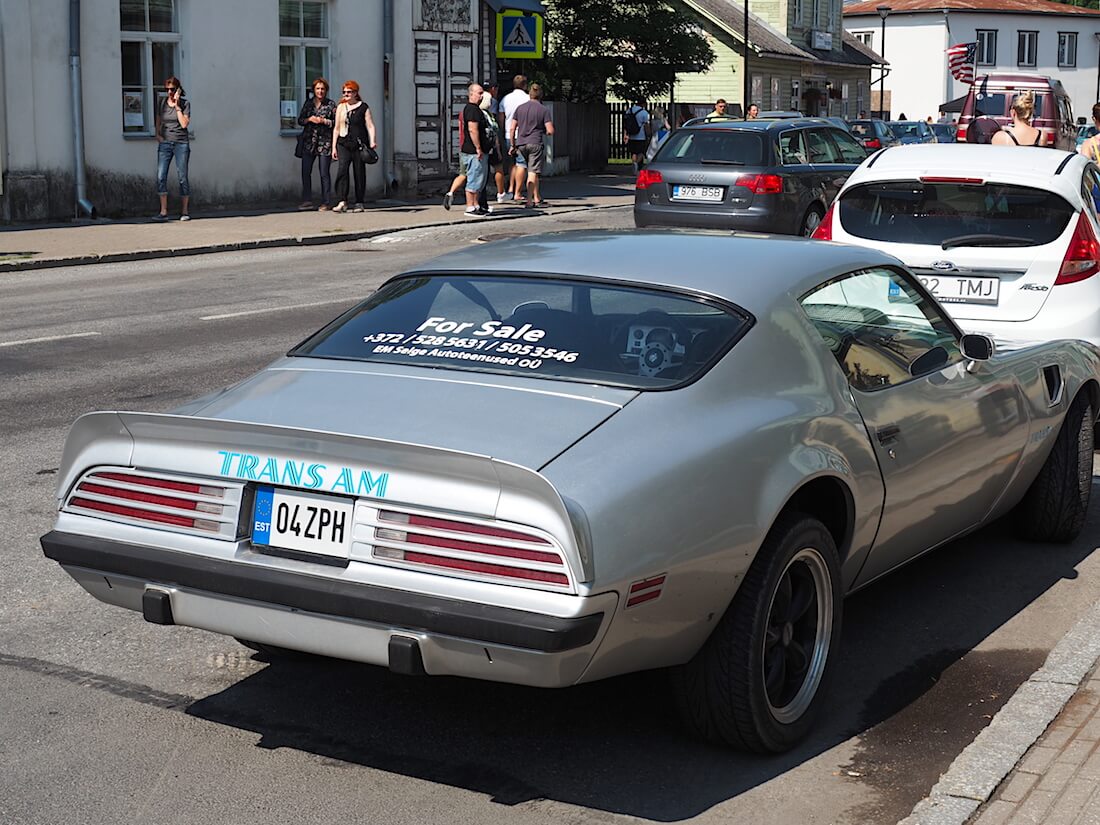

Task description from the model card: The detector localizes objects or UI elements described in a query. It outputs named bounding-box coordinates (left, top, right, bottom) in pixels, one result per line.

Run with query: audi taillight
left=863, top=138, right=881, bottom=150
left=736, top=173, right=783, bottom=194
left=1056, top=212, right=1100, bottom=285
left=811, top=204, right=836, bottom=240
left=636, top=169, right=663, bottom=189
left=371, top=509, right=572, bottom=591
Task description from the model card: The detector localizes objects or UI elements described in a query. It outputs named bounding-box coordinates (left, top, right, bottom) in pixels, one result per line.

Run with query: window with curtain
left=279, top=0, right=330, bottom=130
left=120, top=0, right=180, bottom=134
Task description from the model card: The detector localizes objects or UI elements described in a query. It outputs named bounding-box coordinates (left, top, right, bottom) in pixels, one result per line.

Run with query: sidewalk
left=0, top=173, right=635, bottom=272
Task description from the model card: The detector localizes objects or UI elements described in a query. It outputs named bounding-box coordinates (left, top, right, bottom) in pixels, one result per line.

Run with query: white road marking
left=0, top=332, right=101, bottom=348
left=200, top=299, right=348, bottom=321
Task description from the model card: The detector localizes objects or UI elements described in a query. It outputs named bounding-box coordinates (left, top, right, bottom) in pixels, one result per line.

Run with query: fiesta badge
left=932, top=260, right=957, bottom=271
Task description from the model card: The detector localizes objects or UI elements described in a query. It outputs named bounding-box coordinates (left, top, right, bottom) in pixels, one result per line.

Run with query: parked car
left=887, top=120, right=938, bottom=144
left=41, top=231, right=1100, bottom=753
left=931, top=122, right=958, bottom=143
left=813, top=143, right=1100, bottom=346
left=634, top=118, right=868, bottom=235
left=849, top=118, right=900, bottom=150
left=957, top=73, right=1075, bottom=151
left=820, top=116, right=852, bottom=133
left=1077, top=124, right=1098, bottom=149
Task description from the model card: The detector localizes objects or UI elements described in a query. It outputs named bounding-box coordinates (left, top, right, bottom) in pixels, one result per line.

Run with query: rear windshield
left=931, top=124, right=955, bottom=141
left=653, top=129, right=765, bottom=166
left=292, top=275, right=751, bottom=389
left=973, top=91, right=1045, bottom=118
left=888, top=122, right=924, bottom=138
left=838, top=180, right=1075, bottom=246
left=849, top=121, right=874, bottom=137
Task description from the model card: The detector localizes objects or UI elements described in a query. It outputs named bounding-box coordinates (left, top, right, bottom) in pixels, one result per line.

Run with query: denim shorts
left=461, top=152, right=488, bottom=193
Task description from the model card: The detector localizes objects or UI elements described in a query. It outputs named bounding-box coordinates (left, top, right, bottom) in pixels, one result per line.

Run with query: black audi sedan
left=633, top=118, right=868, bottom=236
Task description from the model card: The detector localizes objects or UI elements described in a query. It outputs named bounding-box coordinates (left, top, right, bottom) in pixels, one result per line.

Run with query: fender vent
left=1042, top=365, right=1064, bottom=406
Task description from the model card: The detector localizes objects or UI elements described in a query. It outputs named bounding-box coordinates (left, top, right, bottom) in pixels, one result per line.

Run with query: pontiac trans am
left=41, top=231, right=1100, bottom=752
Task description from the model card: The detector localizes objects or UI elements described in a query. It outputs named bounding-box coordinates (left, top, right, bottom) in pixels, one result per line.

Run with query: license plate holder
left=917, top=274, right=1000, bottom=305
left=252, top=486, right=354, bottom=561
left=671, top=184, right=724, bottom=202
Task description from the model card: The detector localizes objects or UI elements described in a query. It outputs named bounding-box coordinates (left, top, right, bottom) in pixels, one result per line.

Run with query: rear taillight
left=1056, top=212, right=1100, bottom=285
left=635, top=169, right=663, bottom=189
left=371, top=509, right=572, bottom=590
left=863, top=138, right=881, bottom=150
left=735, top=173, right=783, bottom=194
left=64, top=469, right=243, bottom=539
left=811, top=204, right=835, bottom=240
left=956, top=125, right=967, bottom=142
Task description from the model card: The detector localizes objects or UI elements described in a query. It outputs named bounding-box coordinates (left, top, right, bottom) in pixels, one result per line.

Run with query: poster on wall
left=771, top=78, right=781, bottom=111
left=123, top=92, right=145, bottom=128
left=281, top=100, right=298, bottom=119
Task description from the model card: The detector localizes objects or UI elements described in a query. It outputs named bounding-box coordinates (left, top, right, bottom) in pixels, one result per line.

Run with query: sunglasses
left=342, top=90, right=355, bottom=95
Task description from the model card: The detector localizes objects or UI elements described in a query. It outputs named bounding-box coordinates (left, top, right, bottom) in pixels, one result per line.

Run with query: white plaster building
left=843, top=0, right=1100, bottom=123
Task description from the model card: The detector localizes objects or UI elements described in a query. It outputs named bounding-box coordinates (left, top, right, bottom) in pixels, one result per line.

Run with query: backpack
left=623, top=106, right=641, bottom=137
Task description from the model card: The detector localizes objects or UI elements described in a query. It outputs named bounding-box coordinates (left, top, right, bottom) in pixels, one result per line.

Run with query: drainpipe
left=70, top=0, right=95, bottom=218
left=383, top=0, right=396, bottom=195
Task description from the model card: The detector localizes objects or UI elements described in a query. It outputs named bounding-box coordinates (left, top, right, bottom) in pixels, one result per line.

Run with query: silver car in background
left=42, top=231, right=1100, bottom=752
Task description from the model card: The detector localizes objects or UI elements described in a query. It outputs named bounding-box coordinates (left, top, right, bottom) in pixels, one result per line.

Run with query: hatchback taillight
left=735, top=173, right=783, bottom=194
left=811, top=204, right=835, bottom=240
left=863, top=138, right=881, bottom=150
left=635, top=169, right=663, bottom=189
left=1056, top=212, right=1100, bottom=285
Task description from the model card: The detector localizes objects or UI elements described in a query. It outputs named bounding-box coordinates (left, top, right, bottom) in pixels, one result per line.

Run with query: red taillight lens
left=1056, top=212, right=1100, bottom=285
left=66, top=471, right=231, bottom=534
left=811, top=204, right=835, bottom=240
left=956, top=125, right=967, bottom=142
left=735, top=173, right=783, bottom=194
left=864, top=138, right=881, bottom=150
left=635, top=169, right=663, bottom=189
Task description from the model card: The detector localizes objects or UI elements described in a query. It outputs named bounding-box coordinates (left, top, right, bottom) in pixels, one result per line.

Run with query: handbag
left=294, top=130, right=306, bottom=159
left=357, top=139, right=378, bottom=165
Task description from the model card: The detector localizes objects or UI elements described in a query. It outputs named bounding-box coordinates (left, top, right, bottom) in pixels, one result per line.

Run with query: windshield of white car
left=291, top=275, right=752, bottom=390
left=653, top=130, right=765, bottom=166
left=838, top=180, right=1075, bottom=247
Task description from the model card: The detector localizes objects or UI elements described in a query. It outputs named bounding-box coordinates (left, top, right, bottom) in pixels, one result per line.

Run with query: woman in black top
left=330, top=80, right=377, bottom=212
left=297, top=77, right=337, bottom=210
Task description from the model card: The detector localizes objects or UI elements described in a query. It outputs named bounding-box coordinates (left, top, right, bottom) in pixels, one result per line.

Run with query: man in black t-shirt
left=459, top=83, right=489, bottom=217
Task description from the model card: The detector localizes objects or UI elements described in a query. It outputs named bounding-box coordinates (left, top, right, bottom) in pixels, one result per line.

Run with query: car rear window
left=292, top=275, right=751, bottom=389
left=653, top=129, right=765, bottom=166
left=838, top=180, right=1076, bottom=247
left=973, top=92, right=1045, bottom=118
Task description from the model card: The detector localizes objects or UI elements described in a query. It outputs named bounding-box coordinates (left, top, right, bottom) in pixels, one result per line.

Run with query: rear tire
left=800, top=207, right=824, bottom=237
left=1016, top=393, right=1094, bottom=543
left=672, top=514, right=842, bottom=752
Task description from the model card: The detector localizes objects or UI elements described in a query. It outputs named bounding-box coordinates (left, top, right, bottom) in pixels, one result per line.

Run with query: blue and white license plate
left=672, top=184, right=724, bottom=202
left=253, top=486, right=354, bottom=560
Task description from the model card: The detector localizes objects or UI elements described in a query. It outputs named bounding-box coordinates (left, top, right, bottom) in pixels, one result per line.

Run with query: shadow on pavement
left=184, top=498, right=1099, bottom=822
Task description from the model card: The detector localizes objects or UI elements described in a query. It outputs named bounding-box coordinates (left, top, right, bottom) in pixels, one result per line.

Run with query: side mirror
left=960, top=333, right=995, bottom=361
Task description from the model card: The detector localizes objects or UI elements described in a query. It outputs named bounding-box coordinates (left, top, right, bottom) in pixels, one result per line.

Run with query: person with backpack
left=623, top=97, right=650, bottom=174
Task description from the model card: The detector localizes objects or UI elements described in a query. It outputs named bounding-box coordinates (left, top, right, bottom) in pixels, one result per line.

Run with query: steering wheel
left=625, top=310, right=693, bottom=377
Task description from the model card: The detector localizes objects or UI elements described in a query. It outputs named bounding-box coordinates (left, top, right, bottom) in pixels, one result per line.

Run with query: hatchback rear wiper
left=700, top=158, right=745, bottom=165
left=940, top=233, right=1034, bottom=250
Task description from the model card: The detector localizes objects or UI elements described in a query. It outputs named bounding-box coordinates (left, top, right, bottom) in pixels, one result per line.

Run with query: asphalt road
left=2, top=208, right=1099, bottom=825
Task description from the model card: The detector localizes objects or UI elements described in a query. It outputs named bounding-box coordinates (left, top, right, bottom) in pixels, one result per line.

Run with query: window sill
left=123, top=133, right=196, bottom=140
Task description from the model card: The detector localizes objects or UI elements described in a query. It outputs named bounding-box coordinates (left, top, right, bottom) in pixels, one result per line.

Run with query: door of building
left=414, top=33, right=477, bottom=179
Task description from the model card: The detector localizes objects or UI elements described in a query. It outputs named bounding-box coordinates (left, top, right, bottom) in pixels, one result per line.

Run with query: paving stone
left=1055, top=740, right=1097, bottom=769
left=1019, top=746, right=1061, bottom=775
left=998, top=771, right=1039, bottom=803
left=1043, top=776, right=1099, bottom=824
left=1071, top=786, right=1100, bottom=825
left=1005, top=789, right=1055, bottom=824
left=1056, top=689, right=1100, bottom=727
left=1078, top=749, right=1100, bottom=780
left=973, top=800, right=1017, bottom=825
left=1042, top=725, right=1079, bottom=750
left=898, top=793, right=981, bottom=825
left=1079, top=717, right=1100, bottom=742
left=1038, top=762, right=1078, bottom=794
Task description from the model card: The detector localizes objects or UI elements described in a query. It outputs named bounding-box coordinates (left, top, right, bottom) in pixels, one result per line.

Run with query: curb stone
left=897, top=598, right=1100, bottom=824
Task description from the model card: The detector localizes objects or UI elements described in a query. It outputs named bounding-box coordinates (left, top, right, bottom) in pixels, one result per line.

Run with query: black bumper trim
left=41, top=531, right=603, bottom=653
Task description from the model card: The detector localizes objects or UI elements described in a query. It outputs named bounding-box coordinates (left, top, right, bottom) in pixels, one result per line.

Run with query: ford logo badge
left=932, top=260, right=956, bottom=271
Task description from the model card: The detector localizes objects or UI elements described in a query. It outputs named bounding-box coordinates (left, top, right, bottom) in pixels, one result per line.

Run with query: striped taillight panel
left=63, top=468, right=245, bottom=541
left=356, top=505, right=574, bottom=593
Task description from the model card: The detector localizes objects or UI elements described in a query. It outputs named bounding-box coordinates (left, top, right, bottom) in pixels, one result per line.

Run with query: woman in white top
left=330, top=80, right=377, bottom=212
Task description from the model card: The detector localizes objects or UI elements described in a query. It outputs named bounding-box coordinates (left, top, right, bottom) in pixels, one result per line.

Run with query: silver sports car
left=41, top=231, right=1100, bottom=753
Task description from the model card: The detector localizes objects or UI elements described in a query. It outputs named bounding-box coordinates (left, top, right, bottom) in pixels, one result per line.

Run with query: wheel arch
left=775, top=475, right=854, bottom=565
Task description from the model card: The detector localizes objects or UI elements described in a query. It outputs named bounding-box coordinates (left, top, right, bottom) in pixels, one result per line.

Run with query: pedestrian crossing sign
left=496, top=11, right=543, bottom=59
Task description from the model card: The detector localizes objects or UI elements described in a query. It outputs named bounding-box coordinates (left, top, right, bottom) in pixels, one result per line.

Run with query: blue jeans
left=301, top=151, right=332, bottom=204
left=156, top=141, right=191, bottom=196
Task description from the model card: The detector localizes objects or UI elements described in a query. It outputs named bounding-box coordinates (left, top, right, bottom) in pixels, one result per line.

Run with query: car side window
left=1082, top=165, right=1100, bottom=216
left=800, top=267, right=963, bottom=392
left=806, top=129, right=840, bottom=163
left=778, top=130, right=807, bottom=165
left=829, top=129, right=868, bottom=163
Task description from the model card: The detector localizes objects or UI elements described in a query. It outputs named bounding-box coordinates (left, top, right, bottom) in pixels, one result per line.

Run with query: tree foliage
left=500, top=0, right=715, bottom=102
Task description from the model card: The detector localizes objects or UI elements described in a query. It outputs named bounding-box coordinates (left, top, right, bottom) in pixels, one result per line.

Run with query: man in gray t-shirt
left=509, top=83, right=555, bottom=207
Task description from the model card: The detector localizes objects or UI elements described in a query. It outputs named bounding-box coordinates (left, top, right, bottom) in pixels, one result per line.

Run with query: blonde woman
left=991, top=91, right=1044, bottom=147
left=330, top=80, right=377, bottom=212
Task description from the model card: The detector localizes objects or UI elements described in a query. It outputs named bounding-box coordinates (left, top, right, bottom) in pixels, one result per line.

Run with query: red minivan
left=956, top=73, right=1075, bottom=150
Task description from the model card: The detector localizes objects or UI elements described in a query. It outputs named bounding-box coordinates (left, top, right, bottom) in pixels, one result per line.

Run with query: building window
left=1017, top=31, right=1038, bottom=67
left=856, top=80, right=866, bottom=117
left=976, top=29, right=997, bottom=65
left=793, top=0, right=803, bottom=27
left=853, top=31, right=873, bottom=47
left=279, top=0, right=330, bottom=130
left=1059, top=32, right=1077, bottom=68
left=120, top=0, right=180, bottom=134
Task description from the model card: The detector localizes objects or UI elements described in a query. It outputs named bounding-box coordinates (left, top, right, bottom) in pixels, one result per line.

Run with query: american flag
left=946, top=42, right=977, bottom=85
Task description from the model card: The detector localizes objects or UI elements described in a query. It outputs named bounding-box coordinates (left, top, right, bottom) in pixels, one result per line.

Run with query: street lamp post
left=743, top=0, right=750, bottom=118
left=877, top=5, right=891, bottom=120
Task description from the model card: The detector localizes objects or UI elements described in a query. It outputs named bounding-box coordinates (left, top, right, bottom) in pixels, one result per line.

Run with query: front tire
left=799, top=206, right=824, bottom=237
left=1016, top=393, right=1094, bottom=543
left=672, top=514, right=842, bottom=752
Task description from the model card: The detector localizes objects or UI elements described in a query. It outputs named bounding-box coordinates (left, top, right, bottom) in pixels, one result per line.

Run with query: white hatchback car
left=814, top=144, right=1100, bottom=345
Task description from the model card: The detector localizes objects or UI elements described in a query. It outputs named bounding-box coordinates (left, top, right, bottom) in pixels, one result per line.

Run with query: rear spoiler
left=56, top=411, right=594, bottom=582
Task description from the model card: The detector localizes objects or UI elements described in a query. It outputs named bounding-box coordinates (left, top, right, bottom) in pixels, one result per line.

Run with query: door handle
left=876, top=425, right=901, bottom=445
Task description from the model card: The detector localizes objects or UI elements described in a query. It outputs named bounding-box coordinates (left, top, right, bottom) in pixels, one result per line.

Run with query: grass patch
left=0, top=251, right=39, bottom=262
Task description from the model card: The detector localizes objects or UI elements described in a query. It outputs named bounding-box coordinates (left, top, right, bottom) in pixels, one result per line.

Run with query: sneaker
left=179, top=214, right=191, bottom=221
left=152, top=213, right=168, bottom=222
left=352, top=203, right=365, bottom=212
left=297, top=201, right=313, bottom=210
left=332, top=201, right=347, bottom=213
left=318, top=203, right=331, bottom=212
left=496, top=192, right=514, bottom=203
left=443, top=191, right=453, bottom=211
left=464, top=206, right=487, bottom=218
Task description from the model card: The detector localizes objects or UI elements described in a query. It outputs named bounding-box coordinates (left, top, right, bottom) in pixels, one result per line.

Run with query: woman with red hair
left=330, top=80, right=377, bottom=212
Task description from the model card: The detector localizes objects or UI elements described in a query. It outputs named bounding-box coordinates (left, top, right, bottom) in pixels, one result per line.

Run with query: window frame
left=1058, top=31, right=1078, bottom=68
left=278, top=0, right=331, bottom=133
left=120, top=0, right=181, bottom=137
left=1017, top=30, right=1038, bottom=68
left=793, top=0, right=804, bottom=27
left=976, top=29, right=997, bottom=66
left=853, top=31, right=873, bottom=47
